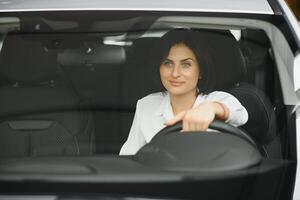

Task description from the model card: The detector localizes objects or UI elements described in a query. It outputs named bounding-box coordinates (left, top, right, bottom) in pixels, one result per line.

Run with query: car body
left=0, top=0, right=299, bottom=199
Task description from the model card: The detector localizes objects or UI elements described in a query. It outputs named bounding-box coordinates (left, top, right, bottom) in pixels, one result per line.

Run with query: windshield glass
left=0, top=9, right=298, bottom=200
left=0, top=12, right=281, bottom=157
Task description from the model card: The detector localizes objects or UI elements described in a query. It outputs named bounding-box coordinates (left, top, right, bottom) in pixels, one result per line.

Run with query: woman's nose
left=171, top=65, right=180, bottom=77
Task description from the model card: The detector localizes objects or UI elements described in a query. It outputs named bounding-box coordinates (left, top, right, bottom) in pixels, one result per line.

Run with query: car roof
left=0, top=0, right=274, bottom=14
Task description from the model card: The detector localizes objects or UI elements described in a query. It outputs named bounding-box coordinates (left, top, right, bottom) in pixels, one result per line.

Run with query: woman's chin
left=166, top=86, right=198, bottom=97
left=167, top=88, right=186, bottom=96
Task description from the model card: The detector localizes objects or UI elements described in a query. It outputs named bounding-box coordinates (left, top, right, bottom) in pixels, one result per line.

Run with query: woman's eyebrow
left=181, top=58, right=194, bottom=62
left=164, top=58, right=173, bottom=62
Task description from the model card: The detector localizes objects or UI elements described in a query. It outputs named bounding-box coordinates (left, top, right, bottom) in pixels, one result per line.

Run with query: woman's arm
left=119, top=100, right=146, bottom=155
left=210, top=101, right=230, bottom=121
left=165, top=91, right=248, bottom=131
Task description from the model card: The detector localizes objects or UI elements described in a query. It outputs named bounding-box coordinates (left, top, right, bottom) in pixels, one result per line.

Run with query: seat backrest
left=117, top=37, right=163, bottom=149
left=121, top=37, right=163, bottom=108
left=201, top=30, right=281, bottom=158
left=57, top=42, right=128, bottom=154
left=228, top=83, right=281, bottom=158
left=0, top=34, right=95, bottom=157
left=238, top=29, right=275, bottom=98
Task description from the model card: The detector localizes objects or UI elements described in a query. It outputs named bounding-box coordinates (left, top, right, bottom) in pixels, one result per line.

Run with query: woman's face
left=160, top=43, right=200, bottom=97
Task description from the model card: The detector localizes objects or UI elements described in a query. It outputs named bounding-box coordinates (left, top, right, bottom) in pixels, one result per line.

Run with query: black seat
left=0, top=34, right=95, bottom=157
left=238, top=29, right=275, bottom=95
left=201, top=30, right=281, bottom=158
left=119, top=37, right=163, bottom=148
left=228, top=83, right=281, bottom=158
left=121, top=37, right=163, bottom=108
left=57, top=42, right=127, bottom=154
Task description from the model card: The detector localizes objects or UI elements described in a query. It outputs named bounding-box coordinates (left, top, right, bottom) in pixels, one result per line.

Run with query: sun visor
left=58, top=44, right=126, bottom=67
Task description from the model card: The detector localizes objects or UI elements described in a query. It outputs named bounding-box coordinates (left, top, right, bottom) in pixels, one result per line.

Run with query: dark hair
left=153, top=29, right=215, bottom=94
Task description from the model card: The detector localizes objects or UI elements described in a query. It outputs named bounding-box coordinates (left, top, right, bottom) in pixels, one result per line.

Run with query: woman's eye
left=162, top=60, right=172, bottom=67
left=182, top=62, right=191, bottom=68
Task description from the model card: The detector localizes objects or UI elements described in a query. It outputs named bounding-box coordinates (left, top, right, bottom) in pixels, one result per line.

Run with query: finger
left=182, top=117, right=189, bottom=132
left=198, top=123, right=206, bottom=131
left=198, top=121, right=208, bottom=131
left=204, top=120, right=213, bottom=131
left=189, top=118, right=204, bottom=131
left=202, top=120, right=211, bottom=131
left=189, top=122, right=197, bottom=131
left=165, top=111, right=186, bottom=126
left=196, top=123, right=202, bottom=131
left=201, top=124, right=208, bottom=131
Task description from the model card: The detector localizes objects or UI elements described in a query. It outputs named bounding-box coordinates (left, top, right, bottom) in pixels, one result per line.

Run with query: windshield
left=0, top=9, right=298, bottom=200
left=0, top=12, right=283, bottom=156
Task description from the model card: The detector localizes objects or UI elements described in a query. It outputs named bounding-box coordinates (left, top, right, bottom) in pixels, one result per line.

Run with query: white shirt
left=119, top=91, right=248, bottom=155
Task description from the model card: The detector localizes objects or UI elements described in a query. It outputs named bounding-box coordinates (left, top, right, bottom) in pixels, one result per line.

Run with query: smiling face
left=159, top=43, right=200, bottom=97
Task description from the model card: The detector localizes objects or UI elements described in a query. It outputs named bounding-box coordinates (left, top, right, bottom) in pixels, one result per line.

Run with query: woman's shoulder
left=200, top=91, right=246, bottom=112
left=201, top=91, right=237, bottom=101
left=138, top=92, right=166, bottom=105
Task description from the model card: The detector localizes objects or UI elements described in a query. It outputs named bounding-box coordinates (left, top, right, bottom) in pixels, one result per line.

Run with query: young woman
left=120, top=30, right=248, bottom=155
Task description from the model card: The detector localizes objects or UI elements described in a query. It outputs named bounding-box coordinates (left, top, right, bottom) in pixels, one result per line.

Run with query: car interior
left=0, top=15, right=285, bottom=162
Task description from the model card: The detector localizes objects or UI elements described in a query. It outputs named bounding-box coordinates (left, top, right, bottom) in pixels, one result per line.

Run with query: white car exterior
left=0, top=0, right=299, bottom=199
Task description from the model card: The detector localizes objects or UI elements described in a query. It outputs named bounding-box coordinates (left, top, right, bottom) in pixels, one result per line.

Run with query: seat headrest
left=121, top=37, right=164, bottom=107
left=194, top=30, right=247, bottom=90
left=58, top=44, right=126, bottom=67
left=0, top=34, right=58, bottom=84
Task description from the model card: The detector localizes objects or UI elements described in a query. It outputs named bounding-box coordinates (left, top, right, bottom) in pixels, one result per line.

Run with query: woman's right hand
left=165, top=102, right=229, bottom=132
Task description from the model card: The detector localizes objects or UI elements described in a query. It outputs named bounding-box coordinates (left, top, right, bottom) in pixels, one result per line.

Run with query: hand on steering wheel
left=153, top=120, right=258, bottom=149
left=164, top=102, right=229, bottom=132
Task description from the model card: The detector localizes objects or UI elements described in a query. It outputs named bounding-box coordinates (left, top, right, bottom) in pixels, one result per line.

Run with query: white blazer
left=119, top=91, right=248, bottom=155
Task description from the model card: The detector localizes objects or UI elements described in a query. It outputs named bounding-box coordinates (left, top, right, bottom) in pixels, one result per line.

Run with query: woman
left=120, top=29, right=248, bottom=155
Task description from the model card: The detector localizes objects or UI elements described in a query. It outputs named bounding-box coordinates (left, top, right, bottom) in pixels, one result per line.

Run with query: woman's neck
left=169, top=90, right=197, bottom=116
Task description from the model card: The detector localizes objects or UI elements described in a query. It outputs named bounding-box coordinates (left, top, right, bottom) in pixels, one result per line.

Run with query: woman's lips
left=169, top=80, right=185, bottom=86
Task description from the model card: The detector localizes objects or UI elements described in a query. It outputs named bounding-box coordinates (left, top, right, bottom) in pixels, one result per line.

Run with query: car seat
left=201, top=30, right=282, bottom=158
left=57, top=42, right=127, bottom=154
left=0, top=34, right=95, bottom=157
left=119, top=37, right=163, bottom=150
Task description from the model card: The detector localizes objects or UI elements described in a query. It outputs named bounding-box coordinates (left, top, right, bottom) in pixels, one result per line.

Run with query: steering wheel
left=151, top=120, right=258, bottom=149
left=135, top=120, right=263, bottom=170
